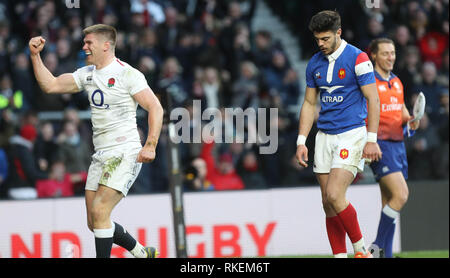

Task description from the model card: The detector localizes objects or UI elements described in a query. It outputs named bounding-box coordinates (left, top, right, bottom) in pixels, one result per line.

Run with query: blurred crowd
left=0, top=0, right=448, bottom=200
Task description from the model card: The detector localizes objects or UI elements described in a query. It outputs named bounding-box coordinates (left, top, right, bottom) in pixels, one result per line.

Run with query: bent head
left=309, top=10, right=342, bottom=55
left=82, top=24, right=117, bottom=66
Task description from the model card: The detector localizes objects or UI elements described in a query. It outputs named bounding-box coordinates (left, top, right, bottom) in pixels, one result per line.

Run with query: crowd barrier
left=0, top=184, right=402, bottom=258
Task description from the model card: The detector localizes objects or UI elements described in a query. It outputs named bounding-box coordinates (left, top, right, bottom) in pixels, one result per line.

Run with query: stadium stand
left=0, top=0, right=448, bottom=200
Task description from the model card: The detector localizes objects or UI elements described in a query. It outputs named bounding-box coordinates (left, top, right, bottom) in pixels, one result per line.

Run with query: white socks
left=93, top=221, right=148, bottom=258
left=93, top=224, right=115, bottom=239
left=130, top=241, right=147, bottom=258
left=383, top=204, right=399, bottom=221
left=352, top=237, right=367, bottom=254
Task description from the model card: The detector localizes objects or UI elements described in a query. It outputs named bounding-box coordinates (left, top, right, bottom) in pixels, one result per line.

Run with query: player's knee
left=395, top=187, right=409, bottom=208
left=90, top=203, right=109, bottom=224
left=401, top=187, right=409, bottom=206
left=325, top=190, right=346, bottom=212
left=322, top=200, right=334, bottom=215
left=325, top=190, right=339, bottom=206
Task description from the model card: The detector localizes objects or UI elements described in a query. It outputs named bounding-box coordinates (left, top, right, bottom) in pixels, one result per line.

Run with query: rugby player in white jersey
left=29, top=24, right=163, bottom=258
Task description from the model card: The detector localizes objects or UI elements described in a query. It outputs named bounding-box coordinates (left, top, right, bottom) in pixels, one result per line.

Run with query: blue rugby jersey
left=305, top=40, right=376, bottom=134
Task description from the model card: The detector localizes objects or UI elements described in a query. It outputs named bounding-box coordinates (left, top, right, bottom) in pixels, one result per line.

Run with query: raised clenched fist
left=29, top=36, right=46, bottom=55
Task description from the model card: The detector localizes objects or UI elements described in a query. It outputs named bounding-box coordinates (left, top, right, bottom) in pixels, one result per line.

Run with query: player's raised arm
left=29, top=36, right=80, bottom=94
left=133, top=87, right=164, bottom=163
left=361, top=83, right=382, bottom=161
left=296, top=86, right=319, bottom=167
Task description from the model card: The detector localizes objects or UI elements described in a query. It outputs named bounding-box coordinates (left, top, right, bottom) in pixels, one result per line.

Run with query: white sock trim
left=352, top=238, right=367, bottom=254
left=334, top=253, right=347, bottom=258
left=382, top=204, right=399, bottom=219
left=94, top=225, right=115, bottom=238
left=130, top=241, right=147, bottom=258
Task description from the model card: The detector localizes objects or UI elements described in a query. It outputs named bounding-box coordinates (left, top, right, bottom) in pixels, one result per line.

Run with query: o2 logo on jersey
left=338, top=68, right=346, bottom=79
left=340, top=148, right=349, bottom=159
left=91, top=89, right=110, bottom=109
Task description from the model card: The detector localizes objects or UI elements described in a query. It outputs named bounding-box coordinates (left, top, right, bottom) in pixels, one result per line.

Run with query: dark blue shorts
left=370, top=140, right=408, bottom=182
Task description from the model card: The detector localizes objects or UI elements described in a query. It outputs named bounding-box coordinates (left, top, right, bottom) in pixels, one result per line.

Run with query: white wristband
left=367, top=132, right=377, bottom=143
left=296, top=135, right=307, bottom=146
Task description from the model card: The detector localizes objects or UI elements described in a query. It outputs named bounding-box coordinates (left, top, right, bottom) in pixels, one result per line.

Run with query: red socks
left=337, top=203, right=363, bottom=243
left=326, top=203, right=365, bottom=256
left=326, top=216, right=347, bottom=255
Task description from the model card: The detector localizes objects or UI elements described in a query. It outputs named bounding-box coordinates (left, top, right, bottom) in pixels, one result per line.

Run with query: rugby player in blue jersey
left=296, top=10, right=382, bottom=258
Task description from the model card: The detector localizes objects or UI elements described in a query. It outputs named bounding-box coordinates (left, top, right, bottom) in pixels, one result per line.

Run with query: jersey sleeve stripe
left=355, top=52, right=370, bottom=65
left=355, top=60, right=374, bottom=76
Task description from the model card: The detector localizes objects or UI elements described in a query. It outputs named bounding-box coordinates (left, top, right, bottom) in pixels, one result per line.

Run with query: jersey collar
left=327, top=39, right=347, bottom=62
left=94, top=57, right=117, bottom=73
left=374, top=70, right=397, bottom=82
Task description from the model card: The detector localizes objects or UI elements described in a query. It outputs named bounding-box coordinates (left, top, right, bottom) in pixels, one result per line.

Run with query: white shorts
left=85, top=146, right=142, bottom=196
left=313, top=126, right=367, bottom=176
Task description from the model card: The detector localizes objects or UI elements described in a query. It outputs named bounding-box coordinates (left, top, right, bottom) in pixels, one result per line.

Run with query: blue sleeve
left=403, top=124, right=416, bottom=138
left=305, top=59, right=316, bottom=88
left=357, top=72, right=376, bottom=87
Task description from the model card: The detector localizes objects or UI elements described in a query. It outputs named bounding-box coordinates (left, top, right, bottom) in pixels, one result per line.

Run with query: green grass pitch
left=274, top=250, right=449, bottom=258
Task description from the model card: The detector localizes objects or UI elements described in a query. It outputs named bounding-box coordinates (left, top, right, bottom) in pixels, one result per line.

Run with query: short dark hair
left=308, top=10, right=341, bottom=33
left=368, top=38, right=395, bottom=56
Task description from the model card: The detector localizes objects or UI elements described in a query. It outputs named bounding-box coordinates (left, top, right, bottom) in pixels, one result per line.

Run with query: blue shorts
left=370, top=140, right=408, bottom=182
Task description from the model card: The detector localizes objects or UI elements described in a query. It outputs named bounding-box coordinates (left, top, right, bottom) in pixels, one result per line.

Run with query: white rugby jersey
left=72, top=58, right=149, bottom=151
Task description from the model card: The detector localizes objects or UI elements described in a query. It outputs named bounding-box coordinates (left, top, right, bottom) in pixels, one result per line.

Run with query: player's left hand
left=136, top=145, right=156, bottom=163
left=408, top=115, right=420, bottom=130
left=362, top=142, right=382, bottom=162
